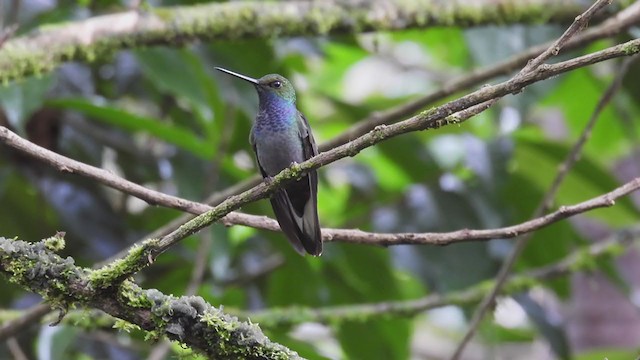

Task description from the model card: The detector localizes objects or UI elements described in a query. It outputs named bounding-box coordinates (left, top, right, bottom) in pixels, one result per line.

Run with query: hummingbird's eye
left=271, top=81, right=282, bottom=88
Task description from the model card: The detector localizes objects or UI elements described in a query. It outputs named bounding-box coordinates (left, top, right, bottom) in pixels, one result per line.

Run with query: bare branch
left=102, top=1, right=640, bottom=257
left=0, top=25, right=17, bottom=49
left=1, top=35, right=639, bottom=286
left=322, top=176, right=640, bottom=245
left=450, top=6, right=631, bottom=357
left=221, top=229, right=640, bottom=327
left=320, top=1, right=640, bottom=151
left=3, top=229, right=634, bottom=333
left=519, top=0, right=612, bottom=74
left=6, top=337, right=28, bottom=360
left=0, top=303, right=51, bottom=341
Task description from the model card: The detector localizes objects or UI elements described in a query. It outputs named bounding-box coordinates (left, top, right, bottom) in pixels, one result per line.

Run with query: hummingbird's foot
left=263, top=176, right=275, bottom=185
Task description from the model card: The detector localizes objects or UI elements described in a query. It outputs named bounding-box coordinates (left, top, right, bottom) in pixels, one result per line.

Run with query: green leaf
left=574, top=348, right=640, bottom=360
left=37, top=325, right=77, bottom=360
left=512, top=135, right=640, bottom=227
left=266, top=248, right=323, bottom=307
left=135, top=48, right=210, bottom=112
left=479, top=321, right=536, bottom=343
left=541, top=68, right=627, bottom=159
left=337, top=319, right=411, bottom=360
left=48, top=98, right=213, bottom=158
left=358, top=147, right=412, bottom=193
left=325, top=245, right=412, bottom=359
left=135, top=47, right=225, bottom=142
left=312, top=41, right=368, bottom=99
left=0, top=75, right=53, bottom=134
left=394, top=28, right=469, bottom=69
left=265, top=330, right=331, bottom=360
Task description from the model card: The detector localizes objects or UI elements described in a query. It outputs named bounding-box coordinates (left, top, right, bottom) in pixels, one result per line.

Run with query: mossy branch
left=0, top=0, right=598, bottom=83
left=85, top=36, right=640, bottom=283
left=3, top=35, right=640, bottom=286
left=3, top=228, right=633, bottom=332
left=0, top=236, right=300, bottom=360
left=242, top=228, right=636, bottom=328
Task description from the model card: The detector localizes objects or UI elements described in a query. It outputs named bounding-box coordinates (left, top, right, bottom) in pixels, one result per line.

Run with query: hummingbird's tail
left=270, top=176, right=322, bottom=256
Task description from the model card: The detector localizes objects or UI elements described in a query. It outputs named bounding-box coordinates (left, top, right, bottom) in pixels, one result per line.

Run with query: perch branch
left=1, top=35, right=639, bottom=286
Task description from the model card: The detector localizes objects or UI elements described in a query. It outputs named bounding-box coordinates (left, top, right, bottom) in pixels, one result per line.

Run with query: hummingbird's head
left=215, top=67, right=296, bottom=103
left=256, top=74, right=296, bottom=103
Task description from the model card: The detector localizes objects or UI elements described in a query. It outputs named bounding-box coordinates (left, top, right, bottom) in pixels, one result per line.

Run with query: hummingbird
left=215, top=67, right=322, bottom=256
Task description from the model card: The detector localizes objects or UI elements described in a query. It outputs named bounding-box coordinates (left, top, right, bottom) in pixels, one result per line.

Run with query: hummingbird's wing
left=253, top=112, right=322, bottom=256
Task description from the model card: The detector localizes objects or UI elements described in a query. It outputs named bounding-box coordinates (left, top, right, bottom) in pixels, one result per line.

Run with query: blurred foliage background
left=1, top=0, right=640, bottom=359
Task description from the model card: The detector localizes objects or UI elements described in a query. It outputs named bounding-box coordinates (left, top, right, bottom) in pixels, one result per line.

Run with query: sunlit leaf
left=48, top=98, right=213, bottom=158
left=0, top=75, right=53, bottom=134
left=511, top=135, right=640, bottom=227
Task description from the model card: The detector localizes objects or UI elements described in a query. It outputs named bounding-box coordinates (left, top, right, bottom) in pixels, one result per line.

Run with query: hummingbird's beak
left=214, top=67, right=259, bottom=85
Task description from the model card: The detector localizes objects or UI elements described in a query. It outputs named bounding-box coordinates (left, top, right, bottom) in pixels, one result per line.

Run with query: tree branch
left=243, top=228, right=636, bottom=328
left=2, top=227, right=634, bottom=334
left=319, top=0, right=640, bottom=152
left=0, top=0, right=597, bottom=83
left=0, top=236, right=300, bottom=360
left=99, top=1, right=640, bottom=256
left=450, top=1, right=619, bottom=357
left=1, top=34, right=639, bottom=250
left=0, top=34, right=638, bottom=292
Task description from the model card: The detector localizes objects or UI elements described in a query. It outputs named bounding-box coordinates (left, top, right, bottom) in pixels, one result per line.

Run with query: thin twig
left=0, top=3, right=640, bottom=346
left=1, top=6, right=638, bottom=340
left=1, top=38, right=638, bottom=249
left=0, top=303, right=51, bottom=341
left=146, top=106, right=237, bottom=360
left=2, top=229, right=634, bottom=331
left=99, top=1, right=640, bottom=261
left=0, top=24, right=17, bottom=49
left=242, top=229, right=638, bottom=327
left=321, top=1, right=638, bottom=152
left=449, top=8, right=628, bottom=358
left=6, top=337, right=28, bottom=360
left=519, top=0, right=612, bottom=74
left=1, top=36, right=638, bottom=284
left=208, top=2, right=640, bottom=200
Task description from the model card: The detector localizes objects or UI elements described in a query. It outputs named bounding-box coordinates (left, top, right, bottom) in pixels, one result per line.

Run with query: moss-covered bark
left=0, top=0, right=591, bottom=83
left=0, top=236, right=301, bottom=360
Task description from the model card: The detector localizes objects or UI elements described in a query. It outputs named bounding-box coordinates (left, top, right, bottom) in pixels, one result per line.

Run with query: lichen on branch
left=0, top=0, right=592, bottom=83
left=0, top=236, right=300, bottom=360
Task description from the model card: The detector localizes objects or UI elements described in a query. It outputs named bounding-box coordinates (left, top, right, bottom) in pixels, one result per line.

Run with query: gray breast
left=255, top=131, right=304, bottom=177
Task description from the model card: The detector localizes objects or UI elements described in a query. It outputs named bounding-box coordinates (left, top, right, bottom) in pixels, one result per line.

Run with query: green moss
left=151, top=7, right=173, bottom=22
left=113, top=318, right=141, bottom=333
left=89, top=238, right=158, bottom=289
left=419, top=107, right=437, bottom=119
left=0, top=1, right=591, bottom=84
left=0, top=237, right=87, bottom=310
left=502, top=275, right=540, bottom=293
left=144, top=329, right=162, bottom=341
left=119, top=280, right=154, bottom=309
left=44, top=232, right=66, bottom=252
left=0, top=237, right=299, bottom=358
left=622, top=41, right=640, bottom=56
